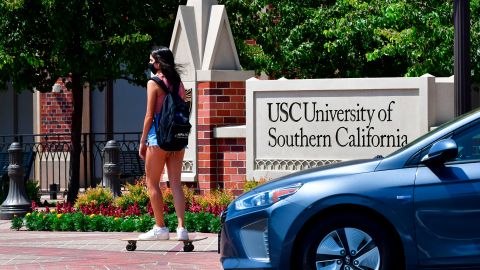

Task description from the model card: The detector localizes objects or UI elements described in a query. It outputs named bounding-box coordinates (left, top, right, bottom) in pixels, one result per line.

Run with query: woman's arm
left=139, top=80, right=158, bottom=159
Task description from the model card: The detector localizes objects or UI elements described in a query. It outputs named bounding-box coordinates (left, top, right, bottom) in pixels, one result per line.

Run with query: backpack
left=150, top=76, right=192, bottom=151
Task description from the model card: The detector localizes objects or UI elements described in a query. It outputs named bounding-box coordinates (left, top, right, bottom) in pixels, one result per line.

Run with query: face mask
left=148, top=63, right=158, bottom=74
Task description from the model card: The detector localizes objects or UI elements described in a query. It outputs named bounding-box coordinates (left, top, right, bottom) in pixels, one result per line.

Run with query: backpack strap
left=149, top=76, right=169, bottom=94
left=149, top=76, right=182, bottom=96
left=149, top=77, right=185, bottom=112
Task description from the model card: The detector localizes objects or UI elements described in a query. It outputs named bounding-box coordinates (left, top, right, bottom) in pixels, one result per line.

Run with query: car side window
left=452, top=124, right=480, bottom=162
left=406, top=123, right=480, bottom=167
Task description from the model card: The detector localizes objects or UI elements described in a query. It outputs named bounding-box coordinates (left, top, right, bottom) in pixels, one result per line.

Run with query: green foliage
left=214, top=189, right=235, bottom=207
left=74, top=187, right=114, bottom=209
left=119, top=217, right=137, bottom=232
left=25, top=180, right=41, bottom=204
left=208, top=214, right=222, bottom=233
left=135, top=215, right=156, bottom=232
left=104, top=216, right=123, bottom=232
left=24, top=211, right=51, bottom=231
left=189, top=189, right=234, bottom=215
left=87, top=214, right=107, bottom=232
left=220, top=0, right=480, bottom=83
left=188, top=212, right=208, bottom=232
left=181, top=212, right=221, bottom=233
left=183, top=185, right=196, bottom=206
left=10, top=215, right=23, bottom=230
left=162, top=187, right=175, bottom=212
left=72, top=212, right=87, bottom=231
left=162, top=185, right=198, bottom=212
left=243, top=177, right=268, bottom=192
left=114, top=181, right=149, bottom=213
left=0, top=0, right=187, bottom=91
left=59, top=214, right=75, bottom=231
left=164, top=212, right=179, bottom=232
left=17, top=181, right=229, bottom=233
left=18, top=211, right=221, bottom=233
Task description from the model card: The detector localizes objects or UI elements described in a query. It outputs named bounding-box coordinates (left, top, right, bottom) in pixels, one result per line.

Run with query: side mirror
left=421, top=139, right=458, bottom=165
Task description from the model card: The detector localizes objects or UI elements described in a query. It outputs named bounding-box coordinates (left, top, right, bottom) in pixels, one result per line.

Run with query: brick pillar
left=197, top=81, right=246, bottom=194
left=217, top=138, right=246, bottom=196
left=39, top=80, right=73, bottom=142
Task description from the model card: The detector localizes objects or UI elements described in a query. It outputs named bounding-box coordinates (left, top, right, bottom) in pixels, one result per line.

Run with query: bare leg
left=145, top=146, right=167, bottom=227
left=166, top=149, right=186, bottom=228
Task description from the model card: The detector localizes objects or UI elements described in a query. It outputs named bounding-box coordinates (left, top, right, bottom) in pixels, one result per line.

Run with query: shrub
left=87, top=214, right=107, bottom=232
left=74, top=187, right=114, bottom=209
left=59, top=214, right=75, bottom=231
left=135, top=214, right=155, bottom=232
left=25, top=212, right=49, bottom=231
left=72, top=212, right=87, bottom=231
left=10, top=215, right=23, bottom=230
left=120, top=216, right=137, bottom=232
left=185, top=212, right=219, bottom=232
left=115, top=181, right=149, bottom=213
left=105, top=216, right=123, bottom=232
left=162, top=187, right=174, bottom=212
left=164, top=212, right=178, bottom=231
left=25, top=180, right=41, bottom=204
left=160, top=185, right=197, bottom=213
left=191, top=212, right=209, bottom=232
left=243, top=177, right=268, bottom=192
left=16, top=210, right=222, bottom=233
left=189, top=189, right=234, bottom=216
left=208, top=214, right=221, bottom=233
left=182, top=185, right=196, bottom=207
left=16, top=184, right=233, bottom=233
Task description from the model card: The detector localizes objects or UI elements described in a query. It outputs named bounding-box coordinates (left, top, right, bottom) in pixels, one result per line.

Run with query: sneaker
left=138, top=226, right=169, bottom=240
left=176, top=227, right=189, bottom=240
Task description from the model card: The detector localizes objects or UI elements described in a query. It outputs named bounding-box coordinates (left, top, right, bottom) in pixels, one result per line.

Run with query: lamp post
left=103, top=140, right=121, bottom=197
left=454, top=0, right=471, bottom=116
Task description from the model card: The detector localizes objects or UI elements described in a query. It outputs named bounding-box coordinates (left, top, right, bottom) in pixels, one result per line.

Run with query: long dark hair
left=150, top=46, right=181, bottom=89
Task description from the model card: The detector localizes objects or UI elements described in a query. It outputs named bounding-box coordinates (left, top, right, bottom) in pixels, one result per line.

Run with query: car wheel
left=294, top=212, right=403, bottom=270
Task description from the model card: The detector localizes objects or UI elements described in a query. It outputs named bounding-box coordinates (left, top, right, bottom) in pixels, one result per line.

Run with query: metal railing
left=0, top=132, right=143, bottom=193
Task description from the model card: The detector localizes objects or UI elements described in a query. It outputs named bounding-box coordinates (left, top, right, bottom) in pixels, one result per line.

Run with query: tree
left=220, top=0, right=479, bottom=83
left=0, top=0, right=186, bottom=202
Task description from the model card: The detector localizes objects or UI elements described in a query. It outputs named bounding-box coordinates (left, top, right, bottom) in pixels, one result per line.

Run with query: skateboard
left=121, top=237, right=208, bottom=252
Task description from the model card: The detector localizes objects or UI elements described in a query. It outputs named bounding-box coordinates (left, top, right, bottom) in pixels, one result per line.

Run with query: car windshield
left=387, top=109, right=480, bottom=157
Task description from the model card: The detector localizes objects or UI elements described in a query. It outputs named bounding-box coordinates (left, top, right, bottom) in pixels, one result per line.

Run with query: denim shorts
left=146, top=114, right=160, bottom=147
left=146, top=124, right=158, bottom=147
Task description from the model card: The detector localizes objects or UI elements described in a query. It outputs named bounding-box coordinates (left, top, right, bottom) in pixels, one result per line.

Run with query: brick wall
left=197, top=81, right=247, bottom=195
left=39, top=81, right=72, bottom=142
left=217, top=138, right=246, bottom=196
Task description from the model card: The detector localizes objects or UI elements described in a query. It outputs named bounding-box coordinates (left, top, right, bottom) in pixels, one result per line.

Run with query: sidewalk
left=0, top=220, right=222, bottom=270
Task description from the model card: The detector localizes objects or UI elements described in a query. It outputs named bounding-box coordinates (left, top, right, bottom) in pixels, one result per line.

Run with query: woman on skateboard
left=138, top=46, right=189, bottom=241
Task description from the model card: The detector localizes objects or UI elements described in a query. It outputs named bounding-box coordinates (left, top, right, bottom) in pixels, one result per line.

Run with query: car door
left=414, top=123, right=480, bottom=268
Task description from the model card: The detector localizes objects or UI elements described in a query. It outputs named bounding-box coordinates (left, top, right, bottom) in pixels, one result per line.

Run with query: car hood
left=242, top=159, right=381, bottom=197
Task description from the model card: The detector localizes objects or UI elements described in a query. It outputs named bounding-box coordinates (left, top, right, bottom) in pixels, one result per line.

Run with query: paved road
left=0, top=220, right=222, bottom=270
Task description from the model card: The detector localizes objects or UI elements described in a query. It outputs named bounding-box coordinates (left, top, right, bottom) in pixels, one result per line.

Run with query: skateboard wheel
left=126, top=243, right=136, bottom=251
left=183, top=243, right=194, bottom=252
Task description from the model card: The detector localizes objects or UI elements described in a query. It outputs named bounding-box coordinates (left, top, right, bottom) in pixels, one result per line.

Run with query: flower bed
left=11, top=180, right=232, bottom=234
